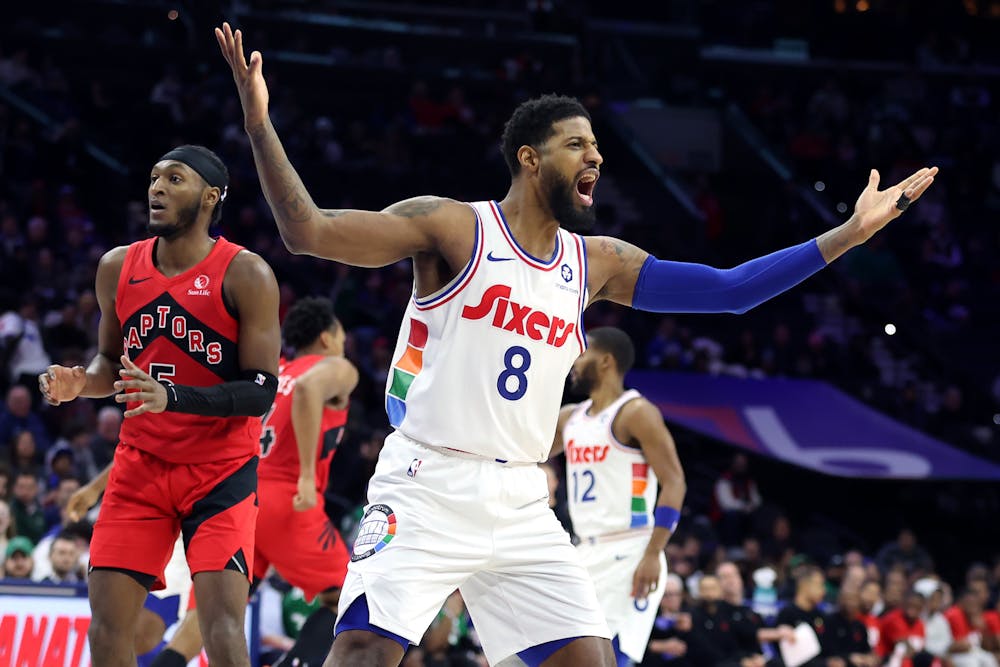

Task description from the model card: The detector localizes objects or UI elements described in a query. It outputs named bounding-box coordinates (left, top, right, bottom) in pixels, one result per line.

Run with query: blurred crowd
left=2, top=1, right=1000, bottom=665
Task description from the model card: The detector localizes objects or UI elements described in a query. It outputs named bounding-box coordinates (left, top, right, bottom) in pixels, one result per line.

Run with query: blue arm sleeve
left=631, top=239, right=827, bottom=314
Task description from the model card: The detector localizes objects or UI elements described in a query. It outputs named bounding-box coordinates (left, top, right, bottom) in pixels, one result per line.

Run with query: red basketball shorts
left=90, top=444, right=258, bottom=590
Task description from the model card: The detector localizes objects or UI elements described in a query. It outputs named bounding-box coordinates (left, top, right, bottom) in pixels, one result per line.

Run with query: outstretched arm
left=214, top=23, right=471, bottom=267
left=588, top=167, right=937, bottom=311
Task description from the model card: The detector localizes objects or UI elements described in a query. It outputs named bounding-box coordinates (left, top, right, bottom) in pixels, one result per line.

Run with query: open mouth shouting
left=575, top=169, right=599, bottom=207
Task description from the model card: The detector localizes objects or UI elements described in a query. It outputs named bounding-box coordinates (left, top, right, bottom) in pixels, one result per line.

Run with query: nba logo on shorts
left=407, top=458, right=422, bottom=477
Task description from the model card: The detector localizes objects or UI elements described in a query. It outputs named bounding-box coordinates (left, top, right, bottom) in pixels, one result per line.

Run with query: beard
left=148, top=199, right=200, bottom=239
left=544, top=169, right=596, bottom=233
left=569, top=360, right=599, bottom=396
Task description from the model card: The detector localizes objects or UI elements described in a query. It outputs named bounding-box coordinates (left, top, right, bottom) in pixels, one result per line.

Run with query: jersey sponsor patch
left=351, top=504, right=397, bottom=562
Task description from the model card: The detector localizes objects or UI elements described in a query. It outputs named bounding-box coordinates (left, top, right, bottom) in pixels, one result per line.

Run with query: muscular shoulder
left=381, top=195, right=472, bottom=223
left=98, top=245, right=130, bottom=271
left=583, top=236, right=649, bottom=303
left=226, top=249, right=278, bottom=286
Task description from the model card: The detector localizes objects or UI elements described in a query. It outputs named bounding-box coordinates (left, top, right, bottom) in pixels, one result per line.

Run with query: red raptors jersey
left=116, top=236, right=261, bottom=463
left=257, top=355, right=348, bottom=493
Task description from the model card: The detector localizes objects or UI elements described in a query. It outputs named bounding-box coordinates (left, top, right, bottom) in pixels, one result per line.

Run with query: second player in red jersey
left=149, top=296, right=358, bottom=667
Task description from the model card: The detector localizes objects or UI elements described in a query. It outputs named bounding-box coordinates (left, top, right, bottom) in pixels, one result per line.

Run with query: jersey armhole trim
left=413, top=205, right=483, bottom=311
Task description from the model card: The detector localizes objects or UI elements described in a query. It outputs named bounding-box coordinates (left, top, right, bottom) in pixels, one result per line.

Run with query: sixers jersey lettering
left=385, top=200, right=588, bottom=463
left=563, top=390, right=658, bottom=538
left=258, top=355, right=348, bottom=493
left=116, top=237, right=260, bottom=463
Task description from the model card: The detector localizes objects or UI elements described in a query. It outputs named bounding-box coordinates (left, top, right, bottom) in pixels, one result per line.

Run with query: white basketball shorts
left=336, top=431, right=611, bottom=664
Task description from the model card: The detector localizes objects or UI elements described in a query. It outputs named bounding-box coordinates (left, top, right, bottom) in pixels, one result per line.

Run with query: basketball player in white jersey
left=216, top=22, right=937, bottom=667
left=552, top=327, right=684, bottom=667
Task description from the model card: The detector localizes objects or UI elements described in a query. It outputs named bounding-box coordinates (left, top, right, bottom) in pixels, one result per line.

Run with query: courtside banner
left=0, top=584, right=91, bottom=666
left=0, top=583, right=261, bottom=667
left=628, top=371, right=1000, bottom=480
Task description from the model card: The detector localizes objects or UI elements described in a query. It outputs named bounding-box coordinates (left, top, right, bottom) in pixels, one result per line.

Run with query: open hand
left=215, top=22, right=270, bottom=130
left=852, top=166, right=937, bottom=242
left=632, top=552, right=662, bottom=599
left=38, top=364, right=87, bottom=406
left=114, top=354, right=168, bottom=418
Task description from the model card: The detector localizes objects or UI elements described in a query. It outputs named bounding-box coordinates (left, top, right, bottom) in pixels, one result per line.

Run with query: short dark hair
left=796, top=565, right=824, bottom=588
left=282, top=297, right=340, bottom=350
left=587, top=327, right=635, bottom=375
left=500, top=94, right=591, bottom=176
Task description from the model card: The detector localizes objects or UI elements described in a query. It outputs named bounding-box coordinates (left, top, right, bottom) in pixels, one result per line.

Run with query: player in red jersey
left=38, top=145, right=280, bottom=667
left=150, top=296, right=358, bottom=667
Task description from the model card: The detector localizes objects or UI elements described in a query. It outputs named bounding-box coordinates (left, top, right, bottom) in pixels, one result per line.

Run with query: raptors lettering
left=461, top=284, right=576, bottom=347
left=122, top=304, right=224, bottom=364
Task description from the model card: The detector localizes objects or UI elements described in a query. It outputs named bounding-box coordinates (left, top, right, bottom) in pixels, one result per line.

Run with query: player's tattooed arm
left=585, top=236, right=650, bottom=306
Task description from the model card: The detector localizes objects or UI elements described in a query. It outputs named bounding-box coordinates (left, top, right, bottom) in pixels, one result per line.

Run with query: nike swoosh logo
left=486, top=252, right=514, bottom=262
left=614, top=555, right=628, bottom=561
left=128, top=276, right=152, bottom=284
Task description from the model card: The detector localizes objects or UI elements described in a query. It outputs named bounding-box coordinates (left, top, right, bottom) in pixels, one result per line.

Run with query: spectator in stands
left=0, top=497, right=14, bottom=556
left=42, top=476, right=80, bottom=531
left=2, top=535, right=34, bottom=581
left=718, top=560, right=748, bottom=607
left=718, top=561, right=796, bottom=655
left=9, top=428, right=43, bottom=475
left=713, top=453, right=763, bottom=546
left=878, top=590, right=932, bottom=667
left=824, top=589, right=878, bottom=667
left=919, top=580, right=955, bottom=659
left=774, top=565, right=845, bottom=667
left=0, top=384, right=50, bottom=452
left=877, top=529, right=934, bottom=577
left=685, top=574, right=766, bottom=667
left=0, top=463, right=9, bottom=500
left=0, top=295, right=52, bottom=395
left=859, top=578, right=884, bottom=648
left=944, top=588, right=999, bottom=667
left=10, top=469, right=44, bottom=544
left=32, top=519, right=91, bottom=583
left=87, top=405, right=121, bottom=470
left=645, top=572, right=691, bottom=666
left=37, top=530, right=83, bottom=584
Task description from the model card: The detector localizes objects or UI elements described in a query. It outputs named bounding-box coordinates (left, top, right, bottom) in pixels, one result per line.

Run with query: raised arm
left=39, top=246, right=128, bottom=405
left=615, top=398, right=686, bottom=599
left=214, top=23, right=473, bottom=268
left=588, top=167, right=937, bottom=312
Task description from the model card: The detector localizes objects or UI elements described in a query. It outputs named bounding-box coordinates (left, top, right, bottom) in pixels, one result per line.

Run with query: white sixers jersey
left=385, top=200, right=588, bottom=463
left=563, top=390, right=658, bottom=538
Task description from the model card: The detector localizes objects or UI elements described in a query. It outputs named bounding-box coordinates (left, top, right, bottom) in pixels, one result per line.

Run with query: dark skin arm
left=214, top=23, right=475, bottom=298
left=39, top=246, right=128, bottom=404
left=290, top=357, right=359, bottom=512
left=113, top=250, right=281, bottom=417
left=613, top=398, right=686, bottom=599
left=585, top=168, right=937, bottom=308
left=548, top=403, right=577, bottom=459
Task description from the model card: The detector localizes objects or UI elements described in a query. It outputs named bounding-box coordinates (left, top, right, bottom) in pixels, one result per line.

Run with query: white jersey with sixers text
left=385, top=200, right=588, bottom=464
left=563, top=389, right=658, bottom=538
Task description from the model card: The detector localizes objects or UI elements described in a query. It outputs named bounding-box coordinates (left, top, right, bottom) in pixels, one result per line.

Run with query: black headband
left=159, top=147, right=229, bottom=200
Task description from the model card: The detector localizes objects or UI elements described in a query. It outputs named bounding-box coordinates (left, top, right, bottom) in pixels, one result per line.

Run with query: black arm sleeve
left=163, top=369, right=278, bottom=417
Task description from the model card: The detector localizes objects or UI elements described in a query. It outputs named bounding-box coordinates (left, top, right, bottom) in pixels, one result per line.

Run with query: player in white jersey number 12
left=552, top=327, right=685, bottom=667
left=216, top=21, right=937, bottom=667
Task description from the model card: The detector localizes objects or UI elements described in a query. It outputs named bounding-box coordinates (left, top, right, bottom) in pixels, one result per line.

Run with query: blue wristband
left=654, top=506, right=680, bottom=532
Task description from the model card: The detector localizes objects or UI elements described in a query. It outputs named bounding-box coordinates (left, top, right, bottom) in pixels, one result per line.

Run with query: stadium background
left=1, top=1, right=999, bottom=665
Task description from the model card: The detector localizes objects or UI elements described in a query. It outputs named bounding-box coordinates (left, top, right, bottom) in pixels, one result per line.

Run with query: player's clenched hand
left=214, top=22, right=269, bottom=130
left=66, top=483, right=102, bottom=522
left=293, top=475, right=318, bottom=512
left=38, top=364, right=87, bottom=406
left=114, top=354, right=168, bottom=418
left=632, top=551, right=662, bottom=599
